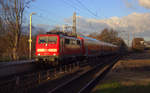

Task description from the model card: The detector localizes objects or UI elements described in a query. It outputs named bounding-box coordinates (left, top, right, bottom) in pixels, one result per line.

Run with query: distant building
left=144, top=41, right=150, bottom=49
left=132, top=38, right=145, bottom=51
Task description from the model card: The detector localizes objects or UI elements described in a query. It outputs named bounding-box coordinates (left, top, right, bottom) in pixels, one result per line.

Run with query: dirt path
left=92, top=52, right=150, bottom=93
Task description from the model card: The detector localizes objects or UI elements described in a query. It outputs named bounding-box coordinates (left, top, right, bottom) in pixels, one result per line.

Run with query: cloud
left=64, top=16, right=110, bottom=35
left=107, top=12, right=150, bottom=33
left=123, top=0, right=136, bottom=9
left=138, top=0, right=150, bottom=9
left=122, top=0, right=150, bottom=9
left=36, top=24, right=54, bottom=31
left=64, top=12, right=150, bottom=39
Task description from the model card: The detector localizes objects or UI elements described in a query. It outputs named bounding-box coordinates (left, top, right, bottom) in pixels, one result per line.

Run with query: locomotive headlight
left=53, top=53, right=56, bottom=56
left=37, top=49, right=46, bottom=52
left=38, top=53, right=40, bottom=56
left=48, top=49, right=57, bottom=52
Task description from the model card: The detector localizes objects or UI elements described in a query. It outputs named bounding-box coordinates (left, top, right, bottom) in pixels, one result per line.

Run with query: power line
left=66, top=0, right=83, bottom=10
left=63, top=0, right=91, bottom=16
left=29, top=1, right=99, bottom=33
left=31, top=5, right=70, bottom=22
left=31, top=4, right=64, bottom=19
left=75, top=0, right=98, bottom=17
left=35, top=13, right=72, bottom=28
left=35, top=14, right=62, bottom=25
left=27, top=6, right=64, bottom=25
left=61, top=0, right=81, bottom=12
left=61, top=0, right=98, bottom=18
left=31, top=4, right=76, bottom=26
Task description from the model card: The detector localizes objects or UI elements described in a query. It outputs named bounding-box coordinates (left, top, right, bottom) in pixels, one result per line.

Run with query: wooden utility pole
left=73, top=12, right=77, bottom=36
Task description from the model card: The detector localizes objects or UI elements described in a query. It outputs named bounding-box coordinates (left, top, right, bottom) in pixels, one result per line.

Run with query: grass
left=0, top=57, right=11, bottom=62
left=0, top=56, right=30, bottom=62
left=93, top=82, right=120, bottom=93
left=93, top=82, right=150, bottom=93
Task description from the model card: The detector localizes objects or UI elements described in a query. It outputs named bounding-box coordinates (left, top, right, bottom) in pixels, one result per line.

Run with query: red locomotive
left=35, top=32, right=118, bottom=66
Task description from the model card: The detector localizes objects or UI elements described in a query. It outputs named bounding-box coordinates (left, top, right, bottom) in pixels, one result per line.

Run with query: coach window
left=65, top=39, right=70, bottom=44
left=77, top=40, right=81, bottom=45
left=71, top=40, right=76, bottom=45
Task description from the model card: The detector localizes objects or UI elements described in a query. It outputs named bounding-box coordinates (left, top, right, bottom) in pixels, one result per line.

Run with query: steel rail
left=79, top=56, right=120, bottom=93
left=48, top=56, right=120, bottom=93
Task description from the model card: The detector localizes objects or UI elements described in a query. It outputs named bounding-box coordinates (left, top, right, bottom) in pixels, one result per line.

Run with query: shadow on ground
left=122, top=52, right=150, bottom=60
left=113, top=65, right=150, bottom=72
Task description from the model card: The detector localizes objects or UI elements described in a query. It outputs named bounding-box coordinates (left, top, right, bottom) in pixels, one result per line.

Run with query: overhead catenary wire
left=32, top=0, right=98, bottom=23
left=33, top=14, right=74, bottom=32
left=28, top=0, right=98, bottom=33
left=27, top=12, right=63, bottom=26
left=61, top=0, right=81, bottom=12
left=60, top=0, right=94, bottom=18
left=74, top=0, right=98, bottom=17
left=28, top=4, right=73, bottom=26
left=31, top=4, right=65, bottom=19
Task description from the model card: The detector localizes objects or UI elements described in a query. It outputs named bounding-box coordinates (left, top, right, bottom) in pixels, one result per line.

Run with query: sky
left=26, top=0, right=150, bottom=44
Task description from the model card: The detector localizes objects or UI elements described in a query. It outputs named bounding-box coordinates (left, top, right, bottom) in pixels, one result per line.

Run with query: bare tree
left=0, top=0, right=34, bottom=60
left=99, top=28, right=118, bottom=43
left=88, top=32, right=98, bottom=39
left=0, top=17, right=5, bottom=34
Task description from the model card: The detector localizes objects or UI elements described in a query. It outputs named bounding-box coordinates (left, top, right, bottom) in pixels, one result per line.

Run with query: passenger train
left=35, top=32, right=119, bottom=66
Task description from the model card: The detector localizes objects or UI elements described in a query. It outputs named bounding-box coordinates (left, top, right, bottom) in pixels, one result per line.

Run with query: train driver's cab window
left=48, top=36, right=57, bottom=44
left=38, top=37, right=47, bottom=44
left=38, top=36, right=57, bottom=44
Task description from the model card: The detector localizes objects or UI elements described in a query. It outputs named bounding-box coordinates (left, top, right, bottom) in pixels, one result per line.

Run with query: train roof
left=78, top=34, right=117, bottom=47
left=40, top=31, right=118, bottom=47
left=37, top=34, right=59, bottom=37
left=46, top=31, right=77, bottom=37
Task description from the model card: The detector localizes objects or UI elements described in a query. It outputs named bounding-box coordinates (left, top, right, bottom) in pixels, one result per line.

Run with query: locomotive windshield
left=38, top=36, right=57, bottom=44
left=38, top=37, right=47, bottom=44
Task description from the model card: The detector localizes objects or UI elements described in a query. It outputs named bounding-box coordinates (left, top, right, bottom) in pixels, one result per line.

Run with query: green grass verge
left=93, top=82, right=150, bottom=93
left=0, top=56, right=30, bottom=62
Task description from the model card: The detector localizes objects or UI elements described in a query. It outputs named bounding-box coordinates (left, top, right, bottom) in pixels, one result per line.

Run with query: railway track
left=28, top=55, right=120, bottom=93
left=79, top=56, right=120, bottom=93
left=48, top=56, right=120, bottom=93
